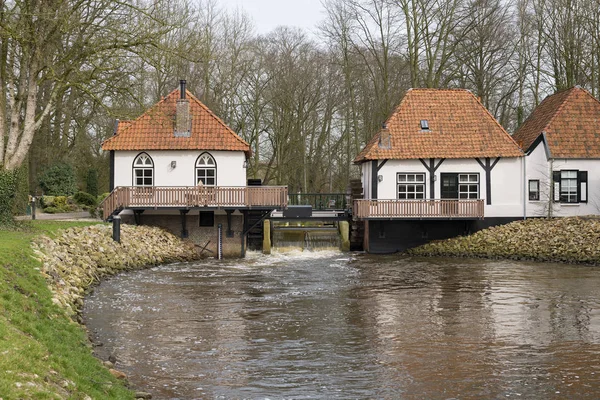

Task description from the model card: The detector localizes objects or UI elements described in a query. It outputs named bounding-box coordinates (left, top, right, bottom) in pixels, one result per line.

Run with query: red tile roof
left=102, top=89, right=250, bottom=154
left=354, top=88, right=523, bottom=163
left=512, top=87, right=600, bottom=158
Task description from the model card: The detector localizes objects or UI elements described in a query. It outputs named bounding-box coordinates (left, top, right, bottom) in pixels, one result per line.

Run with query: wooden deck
left=353, top=199, right=484, bottom=219
left=101, top=186, right=289, bottom=220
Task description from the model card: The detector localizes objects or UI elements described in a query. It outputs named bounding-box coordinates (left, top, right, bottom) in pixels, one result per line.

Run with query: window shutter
left=579, top=171, right=588, bottom=203
left=552, top=171, right=560, bottom=202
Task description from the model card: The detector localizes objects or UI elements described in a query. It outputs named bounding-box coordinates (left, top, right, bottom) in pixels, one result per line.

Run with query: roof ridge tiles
left=101, top=87, right=250, bottom=154
left=540, top=87, right=578, bottom=133
left=354, top=88, right=522, bottom=163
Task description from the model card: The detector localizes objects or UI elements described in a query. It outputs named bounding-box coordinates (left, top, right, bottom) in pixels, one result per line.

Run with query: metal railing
left=353, top=199, right=484, bottom=219
left=288, top=193, right=348, bottom=210
left=100, top=186, right=288, bottom=220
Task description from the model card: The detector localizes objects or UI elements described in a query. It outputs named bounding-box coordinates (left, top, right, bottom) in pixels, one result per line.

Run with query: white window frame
left=195, top=153, right=216, bottom=186
left=133, top=153, right=154, bottom=187
left=560, top=170, right=578, bottom=203
left=528, top=179, right=540, bottom=201
left=458, top=173, right=479, bottom=199
left=397, top=173, right=426, bottom=200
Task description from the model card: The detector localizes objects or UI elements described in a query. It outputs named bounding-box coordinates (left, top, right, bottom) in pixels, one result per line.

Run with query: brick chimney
left=379, top=122, right=391, bottom=149
left=175, top=80, right=191, bottom=137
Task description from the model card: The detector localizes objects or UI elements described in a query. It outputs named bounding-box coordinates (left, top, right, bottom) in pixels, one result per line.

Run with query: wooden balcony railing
left=353, top=199, right=484, bottom=219
left=100, top=186, right=288, bottom=220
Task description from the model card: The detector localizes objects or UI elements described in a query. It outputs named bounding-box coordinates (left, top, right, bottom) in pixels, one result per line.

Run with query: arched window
left=133, top=153, right=154, bottom=186
left=196, top=153, right=216, bottom=186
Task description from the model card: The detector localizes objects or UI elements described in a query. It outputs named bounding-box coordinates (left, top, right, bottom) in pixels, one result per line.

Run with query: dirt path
left=16, top=211, right=100, bottom=221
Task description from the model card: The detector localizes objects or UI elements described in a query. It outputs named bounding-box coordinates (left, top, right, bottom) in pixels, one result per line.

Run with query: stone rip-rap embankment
left=33, top=224, right=198, bottom=316
left=407, top=217, right=600, bottom=265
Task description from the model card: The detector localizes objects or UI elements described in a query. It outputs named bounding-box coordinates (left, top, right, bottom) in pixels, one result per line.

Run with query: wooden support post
left=225, top=209, right=234, bottom=238
left=180, top=209, right=189, bottom=238
left=263, top=219, right=271, bottom=255
left=241, top=210, right=247, bottom=258
left=134, top=210, right=144, bottom=225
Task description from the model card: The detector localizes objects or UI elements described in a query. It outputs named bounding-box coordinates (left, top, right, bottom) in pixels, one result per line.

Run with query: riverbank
left=0, top=221, right=198, bottom=399
left=407, top=217, right=600, bottom=265
left=34, top=224, right=198, bottom=316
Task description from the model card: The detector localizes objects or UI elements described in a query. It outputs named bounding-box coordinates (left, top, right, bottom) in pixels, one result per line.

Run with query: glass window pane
left=529, top=181, right=538, bottom=191
left=469, top=175, right=478, bottom=182
left=206, top=178, right=215, bottom=186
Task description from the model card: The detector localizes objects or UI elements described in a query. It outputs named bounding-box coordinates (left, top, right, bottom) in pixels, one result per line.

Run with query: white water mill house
left=100, top=81, right=288, bottom=257
left=353, top=88, right=525, bottom=253
left=513, top=86, right=600, bottom=218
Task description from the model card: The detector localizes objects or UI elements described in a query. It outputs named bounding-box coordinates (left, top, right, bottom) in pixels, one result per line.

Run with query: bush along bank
left=407, top=217, right=600, bottom=265
left=33, top=224, right=198, bottom=317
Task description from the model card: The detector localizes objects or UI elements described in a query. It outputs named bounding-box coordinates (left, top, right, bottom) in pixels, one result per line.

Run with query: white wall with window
left=132, top=153, right=154, bottom=186
left=196, top=153, right=217, bottom=186
left=114, top=150, right=246, bottom=187
left=525, top=141, right=599, bottom=217
left=374, top=157, right=524, bottom=217
left=397, top=173, right=426, bottom=199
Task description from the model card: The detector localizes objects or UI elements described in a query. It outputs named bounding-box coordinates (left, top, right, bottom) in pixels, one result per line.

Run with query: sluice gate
left=271, top=224, right=342, bottom=252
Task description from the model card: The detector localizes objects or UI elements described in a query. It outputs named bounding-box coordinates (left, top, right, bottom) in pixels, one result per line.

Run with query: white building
left=354, top=88, right=524, bottom=253
left=101, top=81, right=287, bottom=257
left=513, top=86, right=600, bottom=218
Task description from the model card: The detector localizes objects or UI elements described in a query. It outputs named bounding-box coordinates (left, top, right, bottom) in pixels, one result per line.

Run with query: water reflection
left=84, top=252, right=600, bottom=399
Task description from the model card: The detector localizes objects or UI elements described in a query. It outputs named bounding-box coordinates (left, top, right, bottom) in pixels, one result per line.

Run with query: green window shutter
left=579, top=171, right=588, bottom=203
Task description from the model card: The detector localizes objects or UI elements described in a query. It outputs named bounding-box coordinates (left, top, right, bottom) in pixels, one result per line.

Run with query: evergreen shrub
left=73, top=191, right=97, bottom=207
left=39, top=163, right=77, bottom=196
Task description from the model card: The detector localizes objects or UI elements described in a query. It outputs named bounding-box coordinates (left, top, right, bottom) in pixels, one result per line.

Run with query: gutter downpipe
left=542, top=132, right=553, bottom=219
left=523, top=153, right=526, bottom=220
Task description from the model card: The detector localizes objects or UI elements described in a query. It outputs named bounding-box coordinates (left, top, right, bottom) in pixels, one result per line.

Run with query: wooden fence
left=353, top=199, right=484, bottom=219
left=101, top=186, right=288, bottom=220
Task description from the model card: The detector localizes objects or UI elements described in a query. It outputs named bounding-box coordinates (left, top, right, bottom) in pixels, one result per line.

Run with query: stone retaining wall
left=407, top=217, right=600, bottom=265
left=33, top=224, right=199, bottom=316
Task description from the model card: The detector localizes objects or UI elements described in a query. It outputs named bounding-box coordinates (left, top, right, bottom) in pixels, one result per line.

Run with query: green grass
left=0, top=221, right=135, bottom=399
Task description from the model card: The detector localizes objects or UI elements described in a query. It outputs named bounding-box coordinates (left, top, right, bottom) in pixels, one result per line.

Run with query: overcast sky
left=218, top=0, right=326, bottom=35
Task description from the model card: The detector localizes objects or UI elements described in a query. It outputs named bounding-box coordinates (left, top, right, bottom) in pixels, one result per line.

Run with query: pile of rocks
left=408, top=217, right=600, bottom=265
left=33, top=224, right=198, bottom=316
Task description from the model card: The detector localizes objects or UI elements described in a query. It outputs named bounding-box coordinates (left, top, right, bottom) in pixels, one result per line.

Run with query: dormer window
left=420, top=120, right=429, bottom=130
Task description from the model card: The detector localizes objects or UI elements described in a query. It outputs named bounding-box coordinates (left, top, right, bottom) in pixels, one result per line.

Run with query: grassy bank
left=407, top=217, right=600, bottom=265
left=0, top=221, right=135, bottom=399
left=1, top=221, right=199, bottom=399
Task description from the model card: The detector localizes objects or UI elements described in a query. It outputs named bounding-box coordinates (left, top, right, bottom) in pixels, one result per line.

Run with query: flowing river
left=84, top=252, right=600, bottom=399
